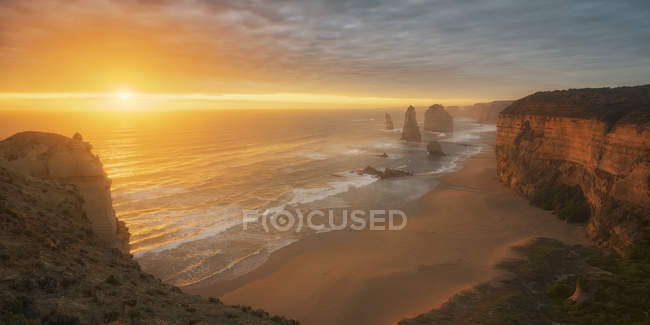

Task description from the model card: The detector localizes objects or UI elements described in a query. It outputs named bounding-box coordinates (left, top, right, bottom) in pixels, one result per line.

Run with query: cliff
left=0, top=132, right=296, bottom=324
left=385, top=112, right=394, bottom=130
left=401, top=106, right=421, bottom=141
left=0, top=132, right=128, bottom=253
left=423, top=104, right=453, bottom=133
left=449, top=100, right=514, bottom=123
left=496, top=85, right=650, bottom=249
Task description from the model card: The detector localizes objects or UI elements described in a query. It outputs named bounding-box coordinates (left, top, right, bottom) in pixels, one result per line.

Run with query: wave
left=132, top=205, right=243, bottom=257
left=288, top=171, right=378, bottom=206
left=445, top=124, right=496, bottom=143
left=421, top=144, right=484, bottom=175
left=297, top=152, right=329, bottom=160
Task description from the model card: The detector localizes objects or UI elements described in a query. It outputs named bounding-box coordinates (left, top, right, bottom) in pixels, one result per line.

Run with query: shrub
left=545, top=282, right=573, bottom=299
left=530, top=184, right=590, bottom=222
left=105, top=275, right=121, bottom=286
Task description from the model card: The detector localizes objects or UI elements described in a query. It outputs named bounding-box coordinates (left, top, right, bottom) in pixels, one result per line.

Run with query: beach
left=185, top=140, right=588, bottom=325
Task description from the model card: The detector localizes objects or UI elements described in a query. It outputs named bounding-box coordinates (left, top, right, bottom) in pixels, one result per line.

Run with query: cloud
left=1, top=0, right=649, bottom=99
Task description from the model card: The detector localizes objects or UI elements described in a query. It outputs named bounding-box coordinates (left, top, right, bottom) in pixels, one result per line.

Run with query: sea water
left=0, top=109, right=494, bottom=287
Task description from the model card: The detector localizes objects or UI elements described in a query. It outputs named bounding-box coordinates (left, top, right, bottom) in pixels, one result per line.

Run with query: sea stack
left=385, top=112, right=394, bottom=130
left=400, top=106, right=421, bottom=141
left=424, top=104, right=453, bottom=133
left=426, top=141, right=446, bottom=158
left=0, top=131, right=129, bottom=252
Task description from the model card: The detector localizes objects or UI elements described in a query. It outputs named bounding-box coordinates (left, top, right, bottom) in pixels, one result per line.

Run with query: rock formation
left=0, top=132, right=294, bottom=324
left=448, top=101, right=514, bottom=124
left=385, top=112, right=394, bottom=130
left=423, top=104, right=453, bottom=133
left=496, top=85, right=650, bottom=249
left=426, top=141, right=446, bottom=158
left=359, top=166, right=413, bottom=178
left=0, top=132, right=129, bottom=253
left=400, top=106, right=421, bottom=141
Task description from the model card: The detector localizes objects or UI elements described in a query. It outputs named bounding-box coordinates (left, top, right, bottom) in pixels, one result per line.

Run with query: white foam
left=421, top=144, right=484, bottom=175
left=288, top=171, right=378, bottom=205
left=372, top=142, right=396, bottom=149
left=344, top=149, right=365, bottom=155
left=445, top=124, right=496, bottom=143
left=132, top=205, right=243, bottom=257
left=297, top=152, right=329, bottom=160
left=381, top=128, right=402, bottom=133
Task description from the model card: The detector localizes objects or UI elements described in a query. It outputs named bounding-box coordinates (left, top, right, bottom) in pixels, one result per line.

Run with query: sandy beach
left=185, top=142, right=588, bottom=325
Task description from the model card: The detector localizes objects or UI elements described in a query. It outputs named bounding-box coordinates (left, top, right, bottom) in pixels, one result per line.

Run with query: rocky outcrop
left=359, top=166, right=413, bottom=178
left=496, top=85, right=650, bottom=249
left=423, top=104, right=453, bottom=133
left=0, top=132, right=128, bottom=253
left=0, top=166, right=295, bottom=324
left=0, top=132, right=296, bottom=324
left=426, top=141, right=446, bottom=158
left=385, top=113, right=394, bottom=130
left=401, top=106, right=421, bottom=141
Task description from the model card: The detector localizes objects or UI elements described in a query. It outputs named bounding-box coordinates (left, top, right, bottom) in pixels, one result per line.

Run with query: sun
left=115, top=91, right=132, bottom=101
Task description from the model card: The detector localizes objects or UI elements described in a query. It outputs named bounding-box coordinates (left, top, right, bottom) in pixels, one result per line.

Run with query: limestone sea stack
left=0, top=131, right=129, bottom=253
left=400, top=105, right=421, bottom=141
left=496, top=85, right=650, bottom=250
left=423, top=104, right=453, bottom=133
left=426, top=141, right=446, bottom=158
left=385, top=112, right=394, bottom=130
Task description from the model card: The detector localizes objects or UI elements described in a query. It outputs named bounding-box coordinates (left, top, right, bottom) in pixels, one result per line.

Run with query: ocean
left=0, top=109, right=494, bottom=288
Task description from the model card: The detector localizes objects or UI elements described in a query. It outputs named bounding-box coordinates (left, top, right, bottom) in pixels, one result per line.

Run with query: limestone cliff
left=449, top=100, right=514, bottom=123
left=0, top=132, right=296, bottom=324
left=496, top=85, right=650, bottom=249
left=385, top=112, right=394, bottom=130
left=423, top=104, right=453, bottom=133
left=0, top=132, right=129, bottom=253
left=401, top=106, right=421, bottom=141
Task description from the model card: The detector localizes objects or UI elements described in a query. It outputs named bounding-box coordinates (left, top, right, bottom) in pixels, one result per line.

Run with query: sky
left=1, top=0, right=649, bottom=109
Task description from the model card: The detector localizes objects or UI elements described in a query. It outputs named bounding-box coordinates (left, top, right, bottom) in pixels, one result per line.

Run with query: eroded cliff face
left=496, top=86, right=650, bottom=249
left=449, top=100, right=513, bottom=123
left=0, top=132, right=129, bottom=252
left=423, top=104, right=453, bottom=133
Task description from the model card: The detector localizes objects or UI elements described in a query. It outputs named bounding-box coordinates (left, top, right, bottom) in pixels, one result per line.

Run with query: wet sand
left=185, top=145, right=587, bottom=325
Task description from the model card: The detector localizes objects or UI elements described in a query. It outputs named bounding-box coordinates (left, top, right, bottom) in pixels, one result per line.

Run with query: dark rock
left=382, top=168, right=413, bottom=178
left=359, top=166, right=384, bottom=178
left=424, top=104, right=453, bottom=133
left=72, top=132, right=83, bottom=141
left=400, top=106, right=421, bottom=142
left=426, top=141, right=446, bottom=158
left=359, top=166, right=413, bottom=179
left=385, top=113, right=394, bottom=130
left=377, top=153, right=389, bottom=158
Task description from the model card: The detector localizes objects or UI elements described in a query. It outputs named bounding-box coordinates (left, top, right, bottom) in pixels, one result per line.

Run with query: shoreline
left=185, top=140, right=588, bottom=325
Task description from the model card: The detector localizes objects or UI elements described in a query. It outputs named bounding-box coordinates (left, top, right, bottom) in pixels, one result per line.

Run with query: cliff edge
left=496, top=85, right=650, bottom=249
left=0, top=132, right=297, bottom=324
left=0, top=132, right=129, bottom=253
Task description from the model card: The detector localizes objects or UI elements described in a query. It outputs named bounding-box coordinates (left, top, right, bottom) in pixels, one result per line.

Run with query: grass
left=400, top=235, right=650, bottom=325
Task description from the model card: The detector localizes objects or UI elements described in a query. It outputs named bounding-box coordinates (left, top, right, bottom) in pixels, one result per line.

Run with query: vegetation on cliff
left=0, top=163, right=296, bottom=324
left=501, top=85, right=650, bottom=129
left=400, top=237, right=650, bottom=325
